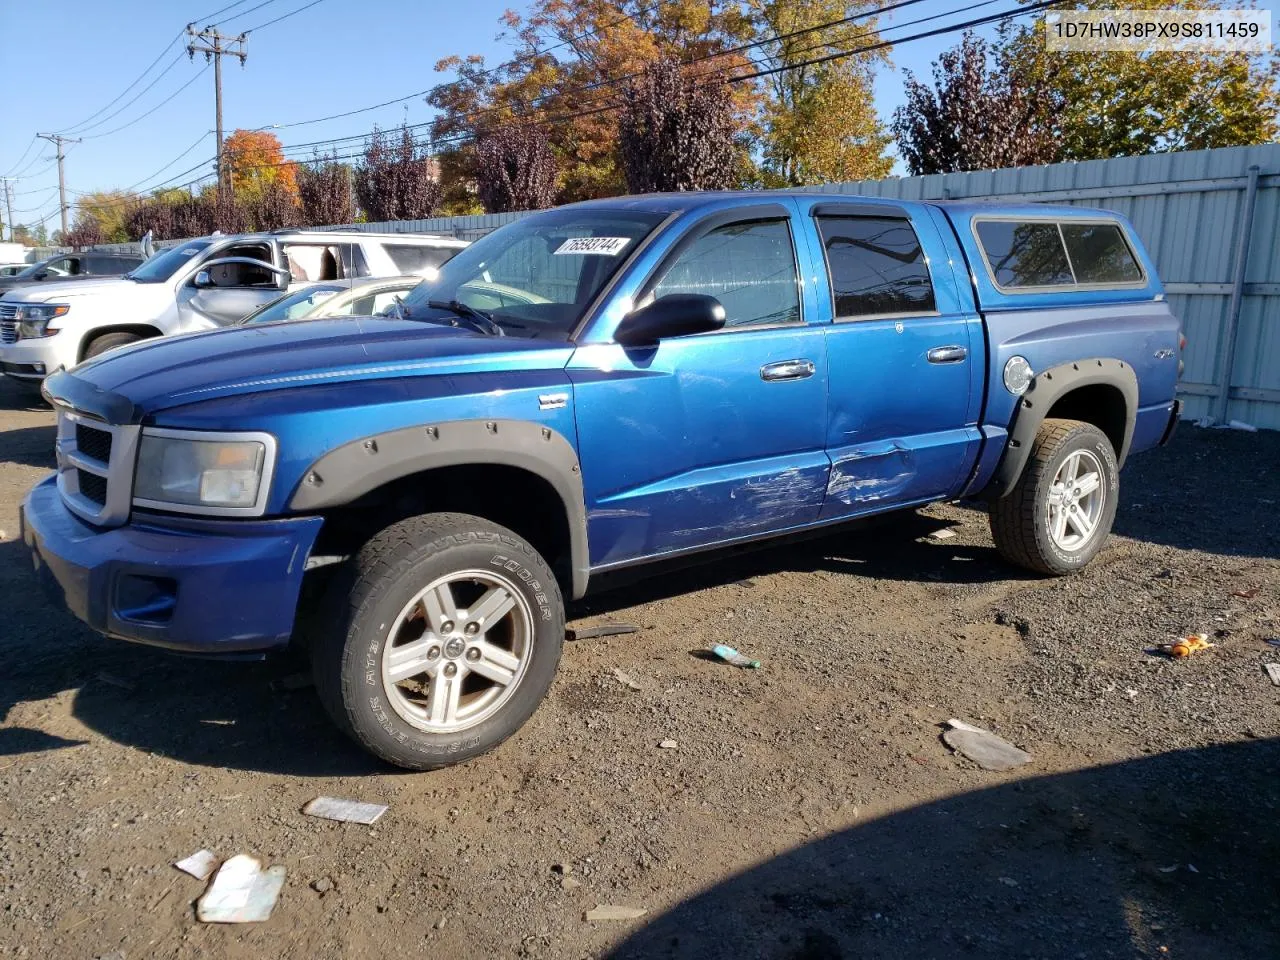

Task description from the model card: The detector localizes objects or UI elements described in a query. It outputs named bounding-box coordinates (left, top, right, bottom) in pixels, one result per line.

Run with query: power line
left=270, top=1, right=660, bottom=132
left=81, top=65, right=211, bottom=140
left=71, top=49, right=189, bottom=137
left=59, top=33, right=187, bottom=135
left=211, top=0, right=280, bottom=27
left=1, top=137, right=38, bottom=178
left=268, top=0, right=962, bottom=160
left=240, top=0, right=328, bottom=33
left=192, top=0, right=259, bottom=23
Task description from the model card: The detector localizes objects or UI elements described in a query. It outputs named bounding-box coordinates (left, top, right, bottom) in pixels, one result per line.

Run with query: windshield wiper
left=427, top=299, right=505, bottom=337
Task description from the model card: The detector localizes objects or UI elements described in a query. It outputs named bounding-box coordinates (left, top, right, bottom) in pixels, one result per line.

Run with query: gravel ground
left=0, top=374, right=1277, bottom=960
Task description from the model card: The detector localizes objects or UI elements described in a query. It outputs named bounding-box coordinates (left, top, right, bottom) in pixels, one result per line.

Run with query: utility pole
left=0, top=178, right=13, bottom=241
left=186, top=24, right=247, bottom=197
left=36, top=133, right=80, bottom=238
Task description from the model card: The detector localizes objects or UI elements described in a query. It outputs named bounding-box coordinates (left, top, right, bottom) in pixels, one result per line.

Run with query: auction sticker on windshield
left=554, top=237, right=631, bottom=255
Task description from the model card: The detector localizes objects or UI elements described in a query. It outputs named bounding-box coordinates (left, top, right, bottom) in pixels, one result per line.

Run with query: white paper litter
left=196, top=854, right=286, bottom=923
left=1265, top=663, right=1280, bottom=687
left=174, top=849, right=218, bottom=881
left=585, top=904, right=648, bottom=921
left=303, top=796, right=389, bottom=825
left=943, top=719, right=1032, bottom=772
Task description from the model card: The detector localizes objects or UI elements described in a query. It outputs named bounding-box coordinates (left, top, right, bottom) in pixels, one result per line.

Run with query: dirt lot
left=0, top=374, right=1277, bottom=960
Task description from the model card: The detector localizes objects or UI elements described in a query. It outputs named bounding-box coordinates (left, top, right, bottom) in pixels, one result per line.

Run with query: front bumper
left=19, top=475, right=324, bottom=655
left=0, top=334, right=64, bottom=381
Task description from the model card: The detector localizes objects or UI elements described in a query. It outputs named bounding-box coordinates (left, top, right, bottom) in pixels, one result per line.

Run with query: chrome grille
left=0, top=303, right=16, bottom=344
left=55, top=410, right=140, bottom=527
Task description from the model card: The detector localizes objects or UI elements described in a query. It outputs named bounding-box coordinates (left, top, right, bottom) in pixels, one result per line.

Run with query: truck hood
left=0, top=276, right=132, bottom=301
left=62, top=316, right=573, bottom=421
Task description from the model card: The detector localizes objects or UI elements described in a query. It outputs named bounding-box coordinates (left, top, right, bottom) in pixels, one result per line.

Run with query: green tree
left=751, top=0, right=892, bottom=185
left=1003, top=0, right=1280, bottom=159
left=72, top=190, right=138, bottom=244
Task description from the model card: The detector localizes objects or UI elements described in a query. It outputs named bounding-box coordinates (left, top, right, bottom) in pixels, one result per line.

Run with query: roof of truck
left=561, top=191, right=1123, bottom=222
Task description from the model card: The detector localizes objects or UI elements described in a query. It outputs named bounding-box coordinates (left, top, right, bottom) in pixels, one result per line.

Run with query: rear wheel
left=82, top=331, right=143, bottom=361
left=312, top=512, right=564, bottom=770
left=990, top=418, right=1119, bottom=575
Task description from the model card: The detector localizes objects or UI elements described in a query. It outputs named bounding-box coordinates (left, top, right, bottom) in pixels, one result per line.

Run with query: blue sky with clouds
left=0, top=0, right=1023, bottom=230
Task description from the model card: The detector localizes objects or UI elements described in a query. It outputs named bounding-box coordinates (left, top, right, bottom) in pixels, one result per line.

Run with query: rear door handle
left=760, top=359, right=816, bottom=381
left=927, top=345, right=968, bottom=364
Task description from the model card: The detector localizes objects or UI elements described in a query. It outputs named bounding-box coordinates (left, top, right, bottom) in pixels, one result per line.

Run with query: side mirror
left=193, top=270, right=213, bottom=288
left=614, top=294, right=726, bottom=346
left=34, top=271, right=48, bottom=280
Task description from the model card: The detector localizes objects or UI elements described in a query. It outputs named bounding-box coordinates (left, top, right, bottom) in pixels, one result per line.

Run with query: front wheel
left=312, top=512, right=564, bottom=770
left=989, top=418, right=1119, bottom=575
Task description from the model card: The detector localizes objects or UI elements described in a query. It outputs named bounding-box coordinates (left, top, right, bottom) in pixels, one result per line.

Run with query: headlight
left=133, top=428, right=276, bottom=515
left=16, top=303, right=69, bottom=338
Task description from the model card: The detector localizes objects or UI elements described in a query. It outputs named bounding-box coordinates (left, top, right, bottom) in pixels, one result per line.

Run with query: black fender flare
left=984, top=358, right=1138, bottom=500
left=289, top=419, right=589, bottom=599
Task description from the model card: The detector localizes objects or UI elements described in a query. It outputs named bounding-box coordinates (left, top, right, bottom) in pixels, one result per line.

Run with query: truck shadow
left=0, top=424, right=56, bottom=469
left=1112, top=426, right=1279, bottom=560
left=575, top=509, right=1029, bottom=618
left=0, top=536, right=384, bottom=776
left=0, top=378, right=46, bottom=413
left=607, top=737, right=1280, bottom=960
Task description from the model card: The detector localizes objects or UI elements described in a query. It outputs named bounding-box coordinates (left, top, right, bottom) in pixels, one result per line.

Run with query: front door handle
left=760, top=358, right=816, bottom=382
left=927, top=345, right=968, bottom=364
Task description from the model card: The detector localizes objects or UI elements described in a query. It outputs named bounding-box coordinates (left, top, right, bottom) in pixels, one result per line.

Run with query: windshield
left=238, top=283, right=347, bottom=324
left=126, top=238, right=215, bottom=283
left=398, top=209, right=665, bottom=339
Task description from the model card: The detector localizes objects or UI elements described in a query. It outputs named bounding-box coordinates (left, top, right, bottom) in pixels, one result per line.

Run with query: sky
left=0, top=0, right=1015, bottom=232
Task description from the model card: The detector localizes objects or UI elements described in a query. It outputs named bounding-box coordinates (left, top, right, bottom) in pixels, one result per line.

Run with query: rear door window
left=1061, top=223, right=1143, bottom=284
left=283, top=243, right=344, bottom=282
left=817, top=216, right=935, bottom=319
left=975, top=221, right=1074, bottom=289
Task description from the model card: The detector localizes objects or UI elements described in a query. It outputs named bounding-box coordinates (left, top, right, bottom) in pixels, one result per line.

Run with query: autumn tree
left=354, top=125, right=443, bottom=222
left=751, top=0, right=892, bottom=185
left=222, top=129, right=300, bottom=211
left=475, top=124, right=558, bottom=212
left=62, top=215, right=105, bottom=250
left=429, top=0, right=754, bottom=203
left=1002, top=0, right=1280, bottom=159
left=893, top=32, right=1059, bottom=175
left=70, top=190, right=137, bottom=244
left=297, top=152, right=356, bottom=225
left=618, top=57, right=742, bottom=193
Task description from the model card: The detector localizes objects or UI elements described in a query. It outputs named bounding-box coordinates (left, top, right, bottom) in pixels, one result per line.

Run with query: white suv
left=0, top=229, right=467, bottom=383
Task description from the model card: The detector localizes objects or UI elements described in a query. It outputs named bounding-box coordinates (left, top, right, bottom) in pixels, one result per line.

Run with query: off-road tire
left=82, top=331, right=143, bottom=361
left=990, top=418, right=1119, bottom=576
left=312, top=512, right=564, bottom=770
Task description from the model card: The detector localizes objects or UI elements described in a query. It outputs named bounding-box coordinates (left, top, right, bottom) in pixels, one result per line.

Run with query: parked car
left=0, top=230, right=466, bottom=383
left=0, top=252, right=143, bottom=296
left=21, top=192, right=1182, bottom=770
left=238, top=276, right=424, bottom=325
left=0, top=264, right=30, bottom=278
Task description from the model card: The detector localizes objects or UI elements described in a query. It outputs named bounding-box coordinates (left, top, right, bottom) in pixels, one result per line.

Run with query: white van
left=0, top=229, right=467, bottom=383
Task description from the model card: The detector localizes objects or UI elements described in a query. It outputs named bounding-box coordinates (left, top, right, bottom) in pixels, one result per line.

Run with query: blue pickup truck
left=20, top=191, right=1182, bottom=769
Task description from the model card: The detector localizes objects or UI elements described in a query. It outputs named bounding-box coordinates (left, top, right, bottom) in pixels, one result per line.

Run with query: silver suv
left=0, top=229, right=468, bottom=382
